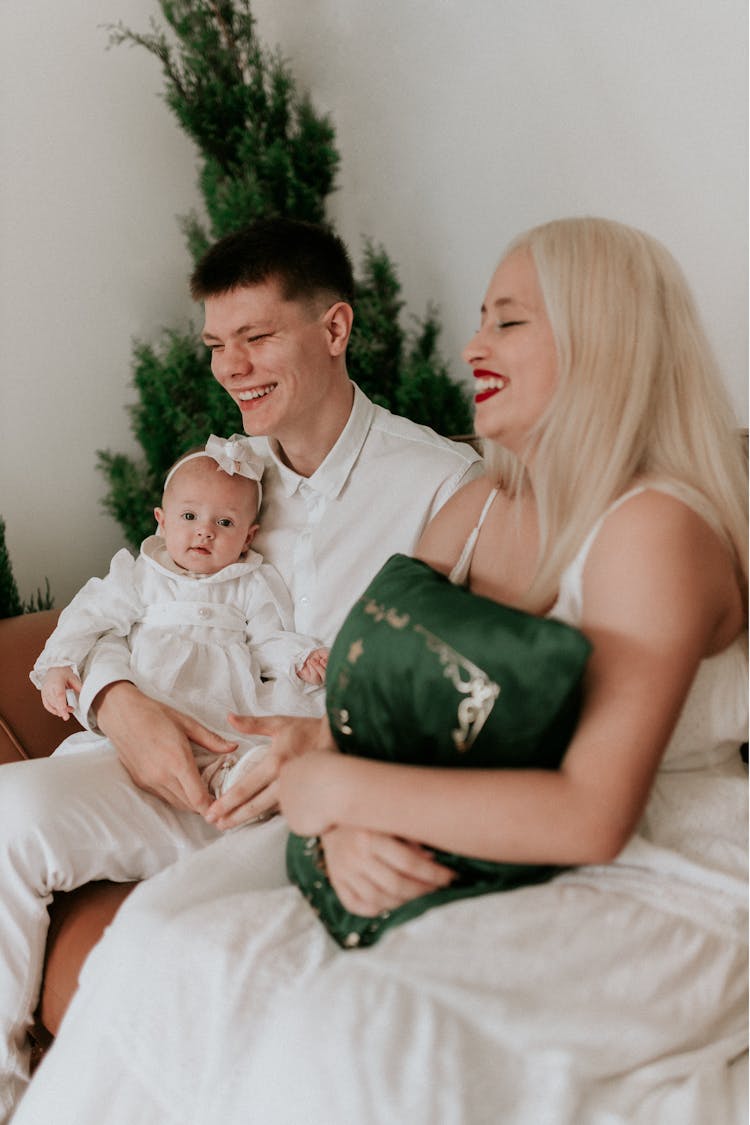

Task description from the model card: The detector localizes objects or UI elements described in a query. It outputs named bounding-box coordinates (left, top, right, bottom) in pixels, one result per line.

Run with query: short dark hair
left=190, top=218, right=355, bottom=306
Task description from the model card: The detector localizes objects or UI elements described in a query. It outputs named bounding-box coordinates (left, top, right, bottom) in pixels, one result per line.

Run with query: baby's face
left=155, top=461, right=259, bottom=575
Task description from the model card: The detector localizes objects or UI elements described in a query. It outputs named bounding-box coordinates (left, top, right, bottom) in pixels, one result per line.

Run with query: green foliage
left=0, top=517, right=54, bottom=618
left=349, top=245, right=472, bottom=434
left=397, top=311, right=473, bottom=435
left=97, top=329, right=242, bottom=549
left=347, top=243, right=405, bottom=410
left=106, top=0, right=338, bottom=253
left=99, top=0, right=471, bottom=547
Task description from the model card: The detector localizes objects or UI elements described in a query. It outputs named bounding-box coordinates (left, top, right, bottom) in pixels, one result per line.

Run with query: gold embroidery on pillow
left=414, top=625, right=501, bottom=751
left=362, top=599, right=410, bottom=629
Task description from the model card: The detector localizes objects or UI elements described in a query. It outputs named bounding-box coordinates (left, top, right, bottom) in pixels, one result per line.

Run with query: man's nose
left=212, top=340, right=252, bottom=382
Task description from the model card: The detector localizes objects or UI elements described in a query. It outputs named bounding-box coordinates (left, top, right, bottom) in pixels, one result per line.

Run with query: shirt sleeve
left=426, top=449, right=484, bottom=523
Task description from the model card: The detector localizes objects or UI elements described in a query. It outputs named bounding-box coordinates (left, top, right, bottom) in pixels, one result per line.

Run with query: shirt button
left=299, top=596, right=309, bottom=606
left=198, top=608, right=209, bottom=617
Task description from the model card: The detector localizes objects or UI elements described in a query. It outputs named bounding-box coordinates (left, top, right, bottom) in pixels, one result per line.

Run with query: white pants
left=0, top=746, right=223, bottom=1123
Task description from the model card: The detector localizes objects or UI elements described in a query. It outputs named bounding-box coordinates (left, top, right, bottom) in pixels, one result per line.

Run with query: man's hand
left=321, top=826, right=455, bottom=917
left=204, top=714, right=332, bottom=830
left=40, top=666, right=82, bottom=720
left=95, top=681, right=236, bottom=815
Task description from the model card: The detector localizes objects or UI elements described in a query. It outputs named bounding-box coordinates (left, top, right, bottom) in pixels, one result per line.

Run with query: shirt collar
left=268, top=382, right=374, bottom=500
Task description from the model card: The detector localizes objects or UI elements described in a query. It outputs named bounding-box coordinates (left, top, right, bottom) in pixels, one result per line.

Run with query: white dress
left=31, top=535, right=324, bottom=787
left=16, top=490, right=748, bottom=1125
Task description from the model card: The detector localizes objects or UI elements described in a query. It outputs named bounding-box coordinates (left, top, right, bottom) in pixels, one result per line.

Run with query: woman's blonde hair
left=483, top=217, right=747, bottom=611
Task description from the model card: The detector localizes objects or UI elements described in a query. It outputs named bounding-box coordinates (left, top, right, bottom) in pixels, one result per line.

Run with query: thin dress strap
left=549, top=484, right=649, bottom=624
left=448, top=486, right=501, bottom=587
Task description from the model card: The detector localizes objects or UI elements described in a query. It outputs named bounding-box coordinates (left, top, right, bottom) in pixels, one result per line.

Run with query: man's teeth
left=475, top=375, right=508, bottom=391
left=238, top=384, right=276, bottom=401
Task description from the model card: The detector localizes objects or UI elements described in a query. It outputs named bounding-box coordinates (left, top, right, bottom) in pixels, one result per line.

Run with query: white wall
left=1, top=0, right=746, bottom=607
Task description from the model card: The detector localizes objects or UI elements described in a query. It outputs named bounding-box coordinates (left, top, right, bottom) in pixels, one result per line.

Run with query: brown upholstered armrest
left=0, top=610, right=81, bottom=764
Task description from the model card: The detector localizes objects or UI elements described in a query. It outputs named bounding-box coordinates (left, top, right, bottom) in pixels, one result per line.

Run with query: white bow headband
left=164, top=435, right=265, bottom=507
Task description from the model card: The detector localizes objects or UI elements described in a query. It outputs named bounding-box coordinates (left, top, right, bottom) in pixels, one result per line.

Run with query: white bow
left=164, top=435, right=265, bottom=507
left=204, top=434, right=265, bottom=506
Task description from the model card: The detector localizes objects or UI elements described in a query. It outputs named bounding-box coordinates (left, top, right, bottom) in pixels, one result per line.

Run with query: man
left=1, top=218, right=480, bottom=1120
left=85, top=217, right=481, bottom=827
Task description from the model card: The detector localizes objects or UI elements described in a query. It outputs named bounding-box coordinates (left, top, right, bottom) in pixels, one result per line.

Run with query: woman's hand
left=321, top=826, right=456, bottom=917
left=204, top=714, right=334, bottom=830
left=278, top=745, right=340, bottom=836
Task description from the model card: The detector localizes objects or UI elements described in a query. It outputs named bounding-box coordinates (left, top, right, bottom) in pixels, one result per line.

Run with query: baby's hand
left=297, top=647, right=329, bottom=686
left=40, top=666, right=82, bottom=720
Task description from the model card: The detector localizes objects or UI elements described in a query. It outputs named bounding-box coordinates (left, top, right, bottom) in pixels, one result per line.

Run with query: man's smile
left=238, top=383, right=278, bottom=406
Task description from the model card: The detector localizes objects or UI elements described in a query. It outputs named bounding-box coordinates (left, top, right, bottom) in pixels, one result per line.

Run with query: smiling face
left=463, top=248, right=559, bottom=456
left=201, top=280, right=354, bottom=474
left=154, top=459, right=260, bottom=576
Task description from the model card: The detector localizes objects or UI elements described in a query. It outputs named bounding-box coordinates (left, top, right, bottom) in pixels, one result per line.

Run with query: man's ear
left=154, top=507, right=165, bottom=535
left=322, top=301, right=354, bottom=356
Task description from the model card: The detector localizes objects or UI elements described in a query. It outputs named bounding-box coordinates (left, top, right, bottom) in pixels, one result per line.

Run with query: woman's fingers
left=205, top=755, right=280, bottom=828
left=323, top=829, right=455, bottom=916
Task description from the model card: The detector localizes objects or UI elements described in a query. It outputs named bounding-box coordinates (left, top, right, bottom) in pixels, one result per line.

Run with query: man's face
left=201, top=281, right=341, bottom=445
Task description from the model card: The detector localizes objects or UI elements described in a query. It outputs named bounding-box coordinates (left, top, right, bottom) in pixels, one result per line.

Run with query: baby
left=32, top=435, right=328, bottom=794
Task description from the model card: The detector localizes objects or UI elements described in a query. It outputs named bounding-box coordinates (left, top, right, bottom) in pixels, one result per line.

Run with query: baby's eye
left=217, top=518, right=234, bottom=527
left=497, top=320, right=525, bottom=330
left=181, top=512, right=196, bottom=521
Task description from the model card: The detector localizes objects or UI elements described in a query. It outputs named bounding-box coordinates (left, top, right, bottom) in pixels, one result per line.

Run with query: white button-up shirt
left=78, top=384, right=481, bottom=722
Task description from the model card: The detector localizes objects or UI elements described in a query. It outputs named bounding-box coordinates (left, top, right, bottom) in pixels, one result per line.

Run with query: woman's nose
left=462, top=328, right=487, bottom=366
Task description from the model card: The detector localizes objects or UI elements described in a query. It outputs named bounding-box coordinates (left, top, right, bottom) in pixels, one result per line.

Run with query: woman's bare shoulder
left=416, top=474, right=500, bottom=573
left=583, top=487, right=744, bottom=653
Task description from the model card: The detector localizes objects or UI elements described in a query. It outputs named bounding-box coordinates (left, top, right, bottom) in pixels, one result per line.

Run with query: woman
left=16, top=219, right=747, bottom=1124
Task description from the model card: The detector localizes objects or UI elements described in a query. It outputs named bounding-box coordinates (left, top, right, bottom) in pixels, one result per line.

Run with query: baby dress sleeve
left=30, top=549, right=144, bottom=688
left=245, top=562, right=323, bottom=684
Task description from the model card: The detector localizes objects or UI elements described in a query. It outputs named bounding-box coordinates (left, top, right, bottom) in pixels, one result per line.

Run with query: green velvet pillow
left=287, top=553, right=592, bottom=948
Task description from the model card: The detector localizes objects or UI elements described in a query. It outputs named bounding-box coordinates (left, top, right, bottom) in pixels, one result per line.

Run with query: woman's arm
left=280, top=491, right=743, bottom=867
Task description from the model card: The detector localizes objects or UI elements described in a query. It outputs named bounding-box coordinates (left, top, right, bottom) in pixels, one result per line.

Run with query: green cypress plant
left=100, top=0, right=471, bottom=549
left=0, top=517, right=53, bottom=618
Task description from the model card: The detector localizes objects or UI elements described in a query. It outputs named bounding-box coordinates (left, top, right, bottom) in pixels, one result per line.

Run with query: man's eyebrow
left=200, top=323, right=254, bottom=344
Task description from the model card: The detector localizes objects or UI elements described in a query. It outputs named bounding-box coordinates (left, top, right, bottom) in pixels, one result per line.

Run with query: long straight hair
left=483, top=217, right=747, bottom=612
